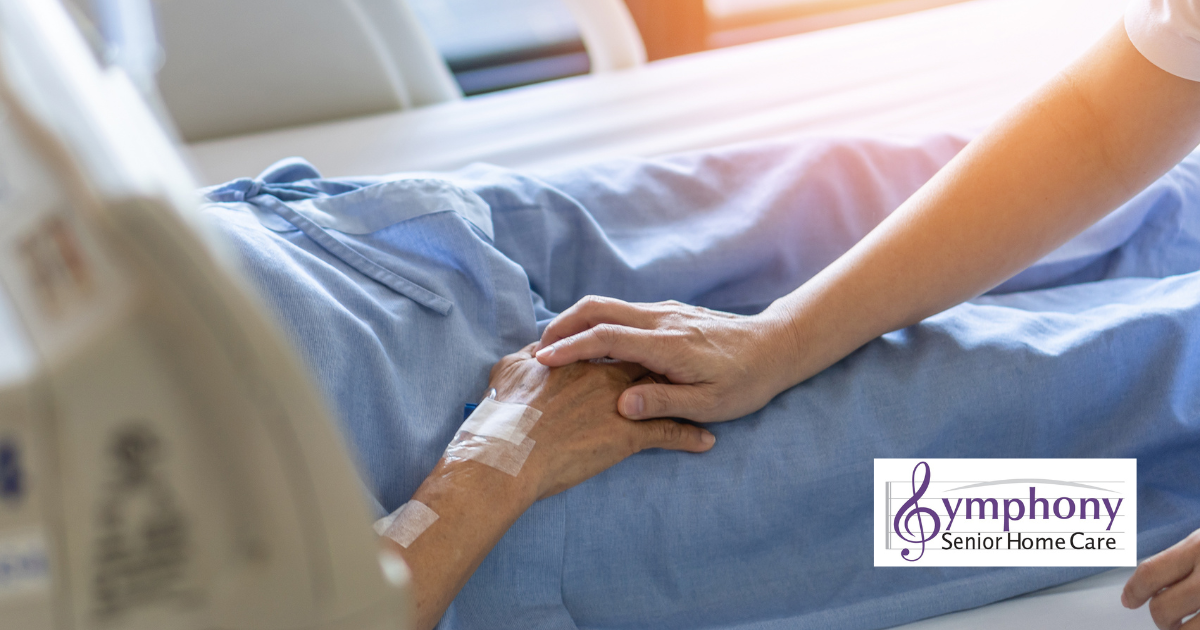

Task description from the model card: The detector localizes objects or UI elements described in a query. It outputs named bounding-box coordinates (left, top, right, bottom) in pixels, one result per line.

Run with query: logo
left=874, top=459, right=1136, bottom=567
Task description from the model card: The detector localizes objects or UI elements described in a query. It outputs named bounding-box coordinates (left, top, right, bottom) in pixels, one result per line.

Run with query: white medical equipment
left=0, top=1, right=412, bottom=628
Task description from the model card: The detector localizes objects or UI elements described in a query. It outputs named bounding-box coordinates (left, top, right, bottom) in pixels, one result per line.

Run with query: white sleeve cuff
left=1126, top=0, right=1200, bottom=82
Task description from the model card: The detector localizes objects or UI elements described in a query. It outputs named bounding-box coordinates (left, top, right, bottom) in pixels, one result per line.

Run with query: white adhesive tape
left=373, top=500, right=439, bottom=549
left=445, top=397, right=542, bottom=476
left=446, top=433, right=536, bottom=476
left=459, top=398, right=541, bottom=445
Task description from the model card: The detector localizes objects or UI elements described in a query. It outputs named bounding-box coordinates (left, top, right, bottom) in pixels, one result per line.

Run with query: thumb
left=619, top=383, right=715, bottom=422
left=633, top=419, right=716, bottom=454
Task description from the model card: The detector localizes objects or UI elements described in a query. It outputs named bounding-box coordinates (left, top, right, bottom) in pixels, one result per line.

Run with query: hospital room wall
left=623, top=0, right=709, bottom=60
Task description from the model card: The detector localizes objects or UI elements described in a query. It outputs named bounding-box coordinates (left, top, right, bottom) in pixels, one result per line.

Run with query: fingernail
left=1120, top=592, right=1130, bottom=608
left=701, top=432, right=716, bottom=447
left=536, top=345, right=555, bottom=358
left=623, top=394, right=644, bottom=417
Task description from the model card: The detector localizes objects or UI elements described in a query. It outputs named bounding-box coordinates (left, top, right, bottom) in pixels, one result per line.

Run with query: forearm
left=379, top=346, right=711, bottom=628
left=765, top=22, right=1200, bottom=388
left=382, top=458, right=536, bottom=630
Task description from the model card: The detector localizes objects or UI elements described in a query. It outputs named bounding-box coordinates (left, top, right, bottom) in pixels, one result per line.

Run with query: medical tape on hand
left=373, top=500, right=439, bottom=549
left=444, top=398, right=541, bottom=476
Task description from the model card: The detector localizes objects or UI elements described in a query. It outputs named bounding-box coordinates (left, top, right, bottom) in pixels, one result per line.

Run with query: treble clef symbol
left=893, top=461, right=940, bottom=562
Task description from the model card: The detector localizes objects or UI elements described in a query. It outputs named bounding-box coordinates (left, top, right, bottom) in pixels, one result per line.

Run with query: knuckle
left=489, top=355, right=516, bottom=379
left=540, top=321, right=564, bottom=340
left=1131, top=564, right=1158, bottom=595
left=684, top=321, right=709, bottom=342
left=1149, top=597, right=1171, bottom=629
left=658, top=421, right=685, bottom=443
left=661, top=308, right=689, bottom=324
left=593, top=323, right=621, bottom=346
left=580, top=295, right=610, bottom=310
left=1141, top=557, right=1167, bottom=580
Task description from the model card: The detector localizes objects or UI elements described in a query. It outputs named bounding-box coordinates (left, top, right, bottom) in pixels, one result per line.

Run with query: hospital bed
left=186, top=0, right=1157, bottom=628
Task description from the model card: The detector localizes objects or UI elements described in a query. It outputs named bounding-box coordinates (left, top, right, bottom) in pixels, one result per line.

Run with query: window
left=408, top=0, right=590, bottom=95
left=705, top=0, right=972, bottom=48
left=412, top=0, right=973, bottom=95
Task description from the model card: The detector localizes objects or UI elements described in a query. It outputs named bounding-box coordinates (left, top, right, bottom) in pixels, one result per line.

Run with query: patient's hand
left=488, top=342, right=716, bottom=500
left=1122, top=528, right=1200, bottom=629
left=388, top=343, right=715, bottom=630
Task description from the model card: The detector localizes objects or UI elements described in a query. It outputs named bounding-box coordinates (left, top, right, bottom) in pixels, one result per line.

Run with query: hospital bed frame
left=187, top=0, right=1157, bottom=627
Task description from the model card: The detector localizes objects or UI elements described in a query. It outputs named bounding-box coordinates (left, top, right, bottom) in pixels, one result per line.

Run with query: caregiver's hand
left=535, top=296, right=797, bottom=423
left=491, top=341, right=718, bottom=499
left=1122, top=528, right=1200, bottom=629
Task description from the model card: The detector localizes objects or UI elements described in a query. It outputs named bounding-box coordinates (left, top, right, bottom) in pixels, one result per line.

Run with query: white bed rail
left=154, top=0, right=462, bottom=142
left=560, top=0, right=647, bottom=72
left=154, top=0, right=646, bottom=142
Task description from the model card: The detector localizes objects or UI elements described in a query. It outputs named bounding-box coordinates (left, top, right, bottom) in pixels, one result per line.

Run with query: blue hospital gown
left=200, top=134, right=1200, bottom=630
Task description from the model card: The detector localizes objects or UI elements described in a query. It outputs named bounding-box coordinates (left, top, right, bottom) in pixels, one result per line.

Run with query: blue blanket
left=201, top=134, right=1200, bottom=630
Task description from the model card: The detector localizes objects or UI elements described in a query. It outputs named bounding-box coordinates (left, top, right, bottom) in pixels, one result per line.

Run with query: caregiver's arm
left=536, top=22, right=1200, bottom=423
left=383, top=344, right=715, bottom=630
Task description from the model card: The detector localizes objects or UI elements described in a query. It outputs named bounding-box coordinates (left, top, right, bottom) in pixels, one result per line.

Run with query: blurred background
left=412, top=0, right=970, bottom=95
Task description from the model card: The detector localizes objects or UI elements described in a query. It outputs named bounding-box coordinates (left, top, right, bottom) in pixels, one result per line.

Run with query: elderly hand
left=534, top=296, right=799, bottom=423
left=1123, top=528, right=1200, bottom=629
left=391, top=343, right=716, bottom=630
left=489, top=341, right=716, bottom=500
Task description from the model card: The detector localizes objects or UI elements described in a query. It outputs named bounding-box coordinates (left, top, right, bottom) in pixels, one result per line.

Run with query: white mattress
left=187, top=0, right=1126, bottom=184
left=186, top=1, right=1162, bottom=627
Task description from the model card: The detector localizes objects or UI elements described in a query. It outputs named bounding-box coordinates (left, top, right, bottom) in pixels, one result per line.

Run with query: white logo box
left=874, top=459, right=1136, bottom=567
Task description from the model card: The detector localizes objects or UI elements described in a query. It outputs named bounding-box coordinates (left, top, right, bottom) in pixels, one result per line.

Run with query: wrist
left=757, top=284, right=852, bottom=390
left=753, top=300, right=811, bottom=392
left=414, top=456, right=538, bottom=523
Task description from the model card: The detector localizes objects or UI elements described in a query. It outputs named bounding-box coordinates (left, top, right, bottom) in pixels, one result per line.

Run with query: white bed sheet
left=187, top=1, right=1163, bottom=627
left=894, top=568, right=1153, bottom=629
left=186, top=0, right=1126, bottom=184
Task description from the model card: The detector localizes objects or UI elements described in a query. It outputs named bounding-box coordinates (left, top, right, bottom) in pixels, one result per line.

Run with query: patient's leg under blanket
left=458, top=133, right=1200, bottom=317
left=457, top=134, right=969, bottom=318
